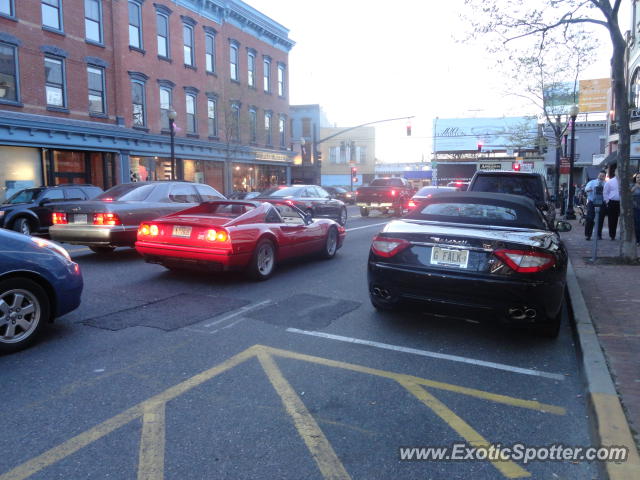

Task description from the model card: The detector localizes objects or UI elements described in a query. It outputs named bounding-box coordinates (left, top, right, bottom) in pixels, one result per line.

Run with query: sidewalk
left=560, top=216, right=640, bottom=451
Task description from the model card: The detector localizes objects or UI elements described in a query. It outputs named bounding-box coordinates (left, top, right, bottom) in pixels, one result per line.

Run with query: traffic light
left=351, top=166, right=357, bottom=176
left=406, top=123, right=412, bottom=136
left=477, top=140, right=483, bottom=152
left=512, top=162, right=521, bottom=171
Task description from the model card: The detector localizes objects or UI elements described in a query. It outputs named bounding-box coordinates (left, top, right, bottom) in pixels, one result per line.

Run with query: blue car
left=0, top=228, right=83, bottom=353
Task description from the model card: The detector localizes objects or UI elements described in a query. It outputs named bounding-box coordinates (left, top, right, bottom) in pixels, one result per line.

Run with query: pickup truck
left=355, top=177, right=414, bottom=216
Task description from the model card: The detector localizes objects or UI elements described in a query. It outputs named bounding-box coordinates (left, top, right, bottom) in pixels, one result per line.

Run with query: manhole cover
left=246, top=293, right=360, bottom=329
left=83, top=294, right=250, bottom=331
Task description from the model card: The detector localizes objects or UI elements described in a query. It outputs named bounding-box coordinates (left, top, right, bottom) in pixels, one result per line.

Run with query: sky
left=246, top=0, right=616, bottom=163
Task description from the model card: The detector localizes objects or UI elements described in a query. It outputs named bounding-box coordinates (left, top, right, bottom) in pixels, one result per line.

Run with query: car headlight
left=31, top=237, right=71, bottom=262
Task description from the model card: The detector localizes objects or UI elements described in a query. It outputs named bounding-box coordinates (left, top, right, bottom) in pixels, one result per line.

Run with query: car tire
left=337, top=207, right=347, bottom=226
left=0, top=278, right=50, bottom=354
left=537, top=304, right=562, bottom=339
left=89, top=246, right=116, bottom=254
left=321, top=227, right=339, bottom=259
left=360, top=207, right=369, bottom=217
left=12, top=217, right=33, bottom=236
left=248, top=238, right=276, bottom=281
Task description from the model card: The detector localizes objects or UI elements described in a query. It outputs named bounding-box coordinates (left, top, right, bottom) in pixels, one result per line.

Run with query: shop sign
left=255, top=151, right=290, bottom=162
left=560, top=157, right=570, bottom=174
left=479, top=163, right=501, bottom=170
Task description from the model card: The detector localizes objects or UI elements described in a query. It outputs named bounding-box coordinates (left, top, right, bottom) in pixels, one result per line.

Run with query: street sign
left=560, top=157, right=570, bottom=174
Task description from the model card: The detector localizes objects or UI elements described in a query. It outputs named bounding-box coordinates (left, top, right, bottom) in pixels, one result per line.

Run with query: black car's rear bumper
left=368, top=260, right=565, bottom=325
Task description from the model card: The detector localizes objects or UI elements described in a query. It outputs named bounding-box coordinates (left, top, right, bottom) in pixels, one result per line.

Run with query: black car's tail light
left=493, top=249, right=556, bottom=273
left=371, top=236, right=411, bottom=258
left=52, top=212, right=67, bottom=225
left=93, top=213, right=121, bottom=226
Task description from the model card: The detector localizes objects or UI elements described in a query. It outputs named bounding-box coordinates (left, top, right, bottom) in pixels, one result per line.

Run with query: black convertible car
left=367, top=192, right=571, bottom=337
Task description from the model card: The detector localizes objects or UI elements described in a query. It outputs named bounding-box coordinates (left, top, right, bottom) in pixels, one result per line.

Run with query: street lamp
left=565, top=104, right=579, bottom=220
left=168, top=108, right=177, bottom=179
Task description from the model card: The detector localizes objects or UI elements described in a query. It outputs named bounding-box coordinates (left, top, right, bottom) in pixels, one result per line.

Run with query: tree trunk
left=610, top=26, right=638, bottom=260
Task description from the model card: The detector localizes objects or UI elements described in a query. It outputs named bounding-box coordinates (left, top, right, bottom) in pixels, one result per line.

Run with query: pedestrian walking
left=632, top=173, right=640, bottom=245
left=584, top=171, right=607, bottom=241
left=559, top=183, right=567, bottom=216
left=603, top=171, right=621, bottom=240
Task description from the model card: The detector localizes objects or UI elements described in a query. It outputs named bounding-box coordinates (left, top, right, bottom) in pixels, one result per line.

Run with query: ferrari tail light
left=205, top=229, right=229, bottom=242
left=93, top=213, right=121, bottom=226
left=138, top=224, right=159, bottom=236
left=52, top=212, right=68, bottom=225
left=494, top=249, right=556, bottom=273
left=371, top=236, right=411, bottom=258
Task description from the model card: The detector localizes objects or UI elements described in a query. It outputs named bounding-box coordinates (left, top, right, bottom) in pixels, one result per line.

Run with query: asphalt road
left=0, top=206, right=600, bottom=480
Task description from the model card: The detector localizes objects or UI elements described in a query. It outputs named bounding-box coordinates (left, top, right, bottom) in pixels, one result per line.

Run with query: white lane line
left=203, top=300, right=271, bottom=328
left=346, top=222, right=388, bottom=232
left=286, top=328, right=566, bottom=381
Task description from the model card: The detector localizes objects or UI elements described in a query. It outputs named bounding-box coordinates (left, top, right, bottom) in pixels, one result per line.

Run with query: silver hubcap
left=20, top=221, right=30, bottom=235
left=0, top=289, right=40, bottom=344
left=257, top=244, right=274, bottom=275
left=327, top=230, right=337, bottom=255
left=339, top=209, right=347, bottom=224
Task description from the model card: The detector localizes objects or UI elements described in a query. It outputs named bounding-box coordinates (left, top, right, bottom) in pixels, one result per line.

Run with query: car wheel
left=248, top=238, right=276, bottom=281
left=537, top=303, right=562, bottom=338
left=337, top=207, right=347, bottom=226
left=360, top=207, right=369, bottom=217
left=89, top=246, right=116, bottom=254
left=0, top=278, right=50, bottom=354
left=13, top=218, right=32, bottom=236
left=321, top=227, right=339, bottom=259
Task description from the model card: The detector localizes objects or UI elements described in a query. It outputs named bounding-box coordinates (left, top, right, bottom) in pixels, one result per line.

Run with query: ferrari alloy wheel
left=0, top=278, right=49, bottom=354
left=249, top=239, right=276, bottom=280
left=322, top=227, right=338, bottom=259
left=337, top=207, right=347, bottom=226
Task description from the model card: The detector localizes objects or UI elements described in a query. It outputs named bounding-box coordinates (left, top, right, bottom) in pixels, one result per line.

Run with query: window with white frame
left=278, top=115, right=286, bottom=147
left=183, top=25, right=194, bottom=66
left=230, top=42, right=239, bottom=81
left=264, top=112, right=272, bottom=145
left=207, top=97, right=217, bottom=137
left=44, top=57, right=65, bottom=107
left=277, top=63, right=285, bottom=97
left=157, top=13, right=169, bottom=58
left=186, top=93, right=196, bottom=133
left=128, top=1, right=142, bottom=49
left=84, top=0, right=102, bottom=43
left=230, top=102, right=240, bottom=141
left=247, top=50, right=256, bottom=87
left=0, top=0, right=14, bottom=17
left=42, top=0, right=62, bottom=31
left=131, top=80, right=146, bottom=126
left=0, top=42, right=18, bottom=102
left=263, top=57, right=271, bottom=93
left=205, top=33, right=215, bottom=73
left=87, top=66, right=105, bottom=114
left=249, top=108, right=257, bottom=143
left=159, top=87, right=172, bottom=130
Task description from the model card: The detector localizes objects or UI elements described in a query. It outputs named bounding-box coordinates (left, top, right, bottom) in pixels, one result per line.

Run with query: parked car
left=468, top=171, right=556, bottom=225
left=254, top=185, right=347, bottom=226
left=0, top=228, right=83, bottom=353
left=0, top=184, right=103, bottom=236
left=367, top=192, right=571, bottom=337
left=446, top=181, right=470, bottom=191
left=355, top=177, right=414, bottom=217
left=49, top=181, right=224, bottom=253
left=228, top=191, right=261, bottom=200
left=323, top=186, right=355, bottom=204
left=136, top=200, right=346, bottom=280
left=407, top=186, right=456, bottom=209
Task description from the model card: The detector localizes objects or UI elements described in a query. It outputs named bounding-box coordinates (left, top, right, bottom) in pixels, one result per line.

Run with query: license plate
left=430, top=247, right=469, bottom=268
left=72, top=214, right=87, bottom=224
left=172, top=225, right=192, bottom=238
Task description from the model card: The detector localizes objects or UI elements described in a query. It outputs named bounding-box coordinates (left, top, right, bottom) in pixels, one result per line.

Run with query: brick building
left=0, top=0, right=294, bottom=202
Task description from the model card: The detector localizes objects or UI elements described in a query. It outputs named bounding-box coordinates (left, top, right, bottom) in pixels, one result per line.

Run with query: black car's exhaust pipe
left=372, top=286, right=392, bottom=300
left=525, top=308, right=537, bottom=319
left=508, top=308, right=526, bottom=320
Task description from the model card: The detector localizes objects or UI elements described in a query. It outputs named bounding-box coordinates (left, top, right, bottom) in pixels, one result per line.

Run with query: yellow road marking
left=398, top=379, right=530, bottom=479
left=258, top=351, right=352, bottom=480
left=0, top=345, right=566, bottom=480
left=138, top=402, right=166, bottom=480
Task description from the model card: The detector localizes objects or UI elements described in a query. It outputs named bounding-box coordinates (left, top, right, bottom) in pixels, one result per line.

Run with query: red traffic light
left=351, top=167, right=357, bottom=175
left=512, top=162, right=521, bottom=171
left=477, top=141, right=483, bottom=152
left=406, top=125, right=412, bottom=136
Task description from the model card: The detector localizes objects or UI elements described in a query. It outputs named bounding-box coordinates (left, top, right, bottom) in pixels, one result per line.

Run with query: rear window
left=266, top=186, right=304, bottom=197
left=370, top=178, right=404, bottom=187
left=96, top=183, right=155, bottom=201
left=471, top=175, right=543, bottom=201
left=405, top=199, right=545, bottom=229
left=415, top=187, right=455, bottom=197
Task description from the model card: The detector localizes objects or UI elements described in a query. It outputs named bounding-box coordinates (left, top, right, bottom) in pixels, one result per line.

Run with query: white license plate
left=72, top=214, right=87, bottom=224
left=430, top=247, right=469, bottom=268
left=172, top=225, right=192, bottom=238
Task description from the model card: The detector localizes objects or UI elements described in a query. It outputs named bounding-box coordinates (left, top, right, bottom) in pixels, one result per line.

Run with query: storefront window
left=232, top=163, right=286, bottom=193
left=182, top=159, right=224, bottom=193
left=0, top=147, right=42, bottom=202
left=130, top=156, right=173, bottom=181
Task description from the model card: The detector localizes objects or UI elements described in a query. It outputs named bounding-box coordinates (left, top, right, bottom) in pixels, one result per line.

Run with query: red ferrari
left=135, top=200, right=346, bottom=280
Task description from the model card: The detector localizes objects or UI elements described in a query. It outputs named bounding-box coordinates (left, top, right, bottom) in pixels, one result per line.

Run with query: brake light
left=93, top=213, right=121, bottom=226
left=407, top=200, right=417, bottom=209
left=101, top=197, right=114, bottom=202
left=371, top=236, right=411, bottom=258
left=391, top=189, right=397, bottom=196
left=138, top=223, right=159, bottom=236
left=205, top=229, right=228, bottom=242
left=493, top=249, right=556, bottom=273
left=52, top=212, right=68, bottom=225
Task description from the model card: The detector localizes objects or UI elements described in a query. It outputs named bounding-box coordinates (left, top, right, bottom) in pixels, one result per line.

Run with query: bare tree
left=463, top=0, right=637, bottom=260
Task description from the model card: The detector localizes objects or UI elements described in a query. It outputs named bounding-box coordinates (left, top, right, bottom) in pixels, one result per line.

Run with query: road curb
left=566, top=259, right=640, bottom=479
